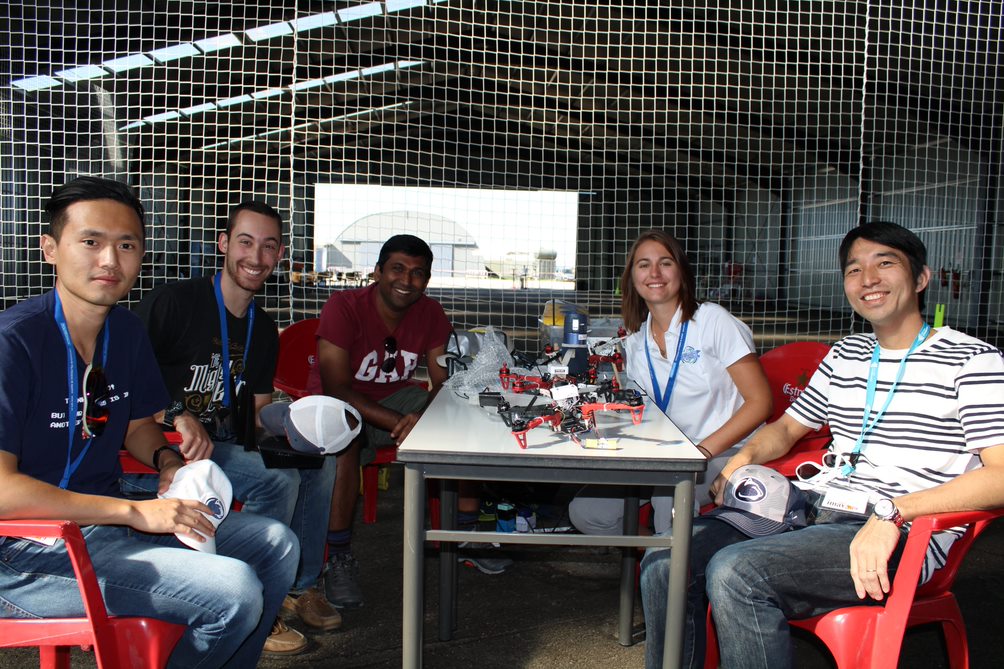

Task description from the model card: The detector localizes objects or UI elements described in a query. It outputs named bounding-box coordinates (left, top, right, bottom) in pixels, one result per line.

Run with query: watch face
left=874, top=498, right=894, bottom=518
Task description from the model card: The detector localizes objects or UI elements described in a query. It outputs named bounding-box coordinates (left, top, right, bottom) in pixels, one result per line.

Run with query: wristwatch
left=873, top=498, right=905, bottom=528
left=162, top=402, right=186, bottom=429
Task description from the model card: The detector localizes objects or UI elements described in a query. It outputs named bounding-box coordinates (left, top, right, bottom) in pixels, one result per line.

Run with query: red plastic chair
left=758, top=341, right=832, bottom=476
left=273, top=317, right=320, bottom=399
left=0, top=520, right=186, bottom=668
left=704, top=508, right=1004, bottom=669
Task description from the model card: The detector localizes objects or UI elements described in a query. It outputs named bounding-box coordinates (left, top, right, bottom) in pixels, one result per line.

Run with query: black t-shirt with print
left=134, top=276, right=278, bottom=440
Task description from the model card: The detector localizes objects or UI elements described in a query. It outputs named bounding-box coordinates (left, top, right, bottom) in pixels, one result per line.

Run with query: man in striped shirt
left=640, top=221, right=1004, bottom=669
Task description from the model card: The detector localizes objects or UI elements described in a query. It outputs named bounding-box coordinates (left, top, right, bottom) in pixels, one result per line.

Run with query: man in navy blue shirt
left=0, top=176, right=298, bottom=667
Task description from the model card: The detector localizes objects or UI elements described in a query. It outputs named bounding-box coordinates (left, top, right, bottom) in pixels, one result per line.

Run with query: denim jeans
left=640, top=512, right=906, bottom=669
left=0, top=512, right=298, bottom=669
left=121, top=440, right=338, bottom=591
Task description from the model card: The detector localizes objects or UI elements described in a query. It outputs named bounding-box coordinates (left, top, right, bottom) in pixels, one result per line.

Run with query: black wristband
left=152, top=445, right=180, bottom=472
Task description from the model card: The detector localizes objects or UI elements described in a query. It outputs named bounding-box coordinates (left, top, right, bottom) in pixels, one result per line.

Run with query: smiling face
left=42, top=199, right=145, bottom=311
left=842, top=237, right=930, bottom=337
left=374, top=251, right=431, bottom=314
left=218, top=209, right=285, bottom=294
left=630, top=239, right=683, bottom=312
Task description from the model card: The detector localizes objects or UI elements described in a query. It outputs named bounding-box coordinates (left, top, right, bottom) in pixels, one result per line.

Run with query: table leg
left=663, top=476, right=694, bottom=669
left=618, top=489, right=641, bottom=646
left=403, top=465, right=426, bottom=669
left=438, top=479, right=459, bottom=642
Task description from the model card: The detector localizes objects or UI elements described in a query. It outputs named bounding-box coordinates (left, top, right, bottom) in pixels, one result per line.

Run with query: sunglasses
left=381, top=337, right=398, bottom=373
left=81, top=363, right=110, bottom=439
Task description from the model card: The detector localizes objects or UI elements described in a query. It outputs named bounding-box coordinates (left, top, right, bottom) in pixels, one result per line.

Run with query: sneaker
left=457, top=541, right=514, bottom=575
left=323, top=553, right=364, bottom=609
left=282, top=588, right=342, bottom=632
left=478, top=499, right=498, bottom=523
left=262, top=617, right=308, bottom=655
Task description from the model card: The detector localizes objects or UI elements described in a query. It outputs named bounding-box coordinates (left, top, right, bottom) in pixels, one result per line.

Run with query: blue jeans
left=121, top=440, right=338, bottom=591
left=640, top=512, right=906, bottom=669
left=0, top=512, right=297, bottom=669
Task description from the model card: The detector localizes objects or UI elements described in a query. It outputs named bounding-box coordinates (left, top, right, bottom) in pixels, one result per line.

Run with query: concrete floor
left=4, top=464, right=1004, bottom=668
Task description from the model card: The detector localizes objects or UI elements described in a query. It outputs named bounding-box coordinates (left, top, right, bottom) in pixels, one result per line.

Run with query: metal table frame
left=400, top=450, right=701, bottom=669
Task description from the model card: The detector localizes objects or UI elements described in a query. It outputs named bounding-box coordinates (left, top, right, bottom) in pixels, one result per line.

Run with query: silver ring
left=866, top=569, right=877, bottom=573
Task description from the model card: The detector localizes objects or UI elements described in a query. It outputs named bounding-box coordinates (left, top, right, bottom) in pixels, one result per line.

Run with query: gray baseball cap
left=706, top=465, right=807, bottom=537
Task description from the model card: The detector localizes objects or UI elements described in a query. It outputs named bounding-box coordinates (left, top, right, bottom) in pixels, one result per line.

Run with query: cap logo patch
left=206, top=497, right=226, bottom=519
left=734, top=476, right=767, bottom=502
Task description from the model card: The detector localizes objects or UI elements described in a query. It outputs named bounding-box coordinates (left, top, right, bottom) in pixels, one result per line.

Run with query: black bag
left=237, top=385, right=324, bottom=469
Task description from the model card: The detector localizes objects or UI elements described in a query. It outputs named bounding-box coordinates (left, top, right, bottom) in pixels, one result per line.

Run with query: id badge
left=820, top=488, right=870, bottom=516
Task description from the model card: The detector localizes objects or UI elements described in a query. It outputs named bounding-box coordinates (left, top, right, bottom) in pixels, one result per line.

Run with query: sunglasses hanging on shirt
left=381, top=336, right=399, bottom=373
left=81, top=363, right=110, bottom=438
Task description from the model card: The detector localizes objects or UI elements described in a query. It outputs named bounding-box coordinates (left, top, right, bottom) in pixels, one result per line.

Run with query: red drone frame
left=502, top=392, right=645, bottom=449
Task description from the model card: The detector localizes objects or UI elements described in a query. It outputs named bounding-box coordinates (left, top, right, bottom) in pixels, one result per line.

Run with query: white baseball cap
left=158, top=460, right=233, bottom=553
left=259, top=396, right=361, bottom=456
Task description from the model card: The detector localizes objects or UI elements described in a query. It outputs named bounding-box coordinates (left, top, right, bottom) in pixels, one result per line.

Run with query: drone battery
left=479, top=391, right=504, bottom=407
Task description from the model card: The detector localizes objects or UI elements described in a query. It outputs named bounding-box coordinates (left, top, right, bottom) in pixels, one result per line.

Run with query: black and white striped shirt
left=788, top=327, right=1004, bottom=579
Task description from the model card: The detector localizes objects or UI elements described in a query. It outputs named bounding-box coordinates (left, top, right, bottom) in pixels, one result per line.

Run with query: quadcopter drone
left=482, top=380, right=645, bottom=449
left=504, top=327, right=628, bottom=391
left=498, top=363, right=557, bottom=393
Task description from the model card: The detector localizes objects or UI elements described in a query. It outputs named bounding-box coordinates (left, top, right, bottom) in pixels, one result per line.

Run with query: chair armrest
left=119, top=432, right=183, bottom=475
left=882, top=507, right=1004, bottom=628
left=910, top=508, right=1004, bottom=533
left=0, top=519, right=111, bottom=626
left=0, top=519, right=79, bottom=541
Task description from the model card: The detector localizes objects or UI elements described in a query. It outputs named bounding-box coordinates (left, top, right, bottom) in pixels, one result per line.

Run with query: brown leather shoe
left=262, top=617, right=308, bottom=655
left=282, top=588, right=343, bottom=631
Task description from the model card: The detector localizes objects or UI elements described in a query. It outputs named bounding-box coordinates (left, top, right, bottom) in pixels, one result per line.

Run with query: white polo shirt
left=623, top=302, right=756, bottom=444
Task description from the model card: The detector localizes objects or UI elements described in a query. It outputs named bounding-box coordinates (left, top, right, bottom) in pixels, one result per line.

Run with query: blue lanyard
left=841, top=322, right=930, bottom=477
left=645, top=318, right=689, bottom=413
left=53, top=290, right=110, bottom=490
left=213, top=272, right=254, bottom=409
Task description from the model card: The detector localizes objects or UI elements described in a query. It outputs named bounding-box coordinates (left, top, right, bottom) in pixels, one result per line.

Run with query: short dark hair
left=620, top=229, right=699, bottom=332
left=227, top=201, right=284, bottom=237
left=376, top=234, right=433, bottom=269
left=839, top=221, right=928, bottom=310
left=44, top=176, right=145, bottom=240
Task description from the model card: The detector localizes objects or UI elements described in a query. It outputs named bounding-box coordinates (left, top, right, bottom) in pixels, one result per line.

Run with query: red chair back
left=758, top=341, right=832, bottom=476
left=274, top=318, right=320, bottom=400
left=759, top=341, right=831, bottom=424
left=0, top=520, right=185, bottom=668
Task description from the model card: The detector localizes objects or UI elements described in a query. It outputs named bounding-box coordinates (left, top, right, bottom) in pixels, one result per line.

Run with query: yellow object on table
left=541, top=300, right=565, bottom=326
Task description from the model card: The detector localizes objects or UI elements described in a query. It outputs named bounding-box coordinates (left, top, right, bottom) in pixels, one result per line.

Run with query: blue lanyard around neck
left=841, top=322, right=931, bottom=477
left=213, top=272, right=254, bottom=409
left=53, top=290, right=110, bottom=490
left=645, top=317, right=689, bottom=414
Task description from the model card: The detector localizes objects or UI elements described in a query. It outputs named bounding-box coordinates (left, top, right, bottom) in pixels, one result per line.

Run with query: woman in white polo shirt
left=569, top=229, right=773, bottom=535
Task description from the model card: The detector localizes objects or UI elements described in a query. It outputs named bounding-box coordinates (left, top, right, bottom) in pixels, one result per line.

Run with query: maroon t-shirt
left=306, top=284, right=452, bottom=402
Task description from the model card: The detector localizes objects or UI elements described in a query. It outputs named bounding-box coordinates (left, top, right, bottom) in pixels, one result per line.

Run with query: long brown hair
left=620, top=230, right=698, bottom=332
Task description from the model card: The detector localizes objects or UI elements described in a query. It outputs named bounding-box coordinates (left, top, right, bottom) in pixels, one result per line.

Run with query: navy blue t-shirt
left=0, top=290, right=170, bottom=496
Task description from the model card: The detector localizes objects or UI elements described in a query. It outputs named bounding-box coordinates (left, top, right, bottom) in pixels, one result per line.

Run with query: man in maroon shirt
left=308, top=234, right=512, bottom=609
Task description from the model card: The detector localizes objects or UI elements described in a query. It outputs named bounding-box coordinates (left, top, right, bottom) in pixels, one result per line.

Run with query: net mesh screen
left=3, top=2, right=1002, bottom=353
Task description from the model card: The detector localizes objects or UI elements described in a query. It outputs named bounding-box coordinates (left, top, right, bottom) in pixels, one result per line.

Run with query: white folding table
left=398, top=389, right=706, bottom=669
